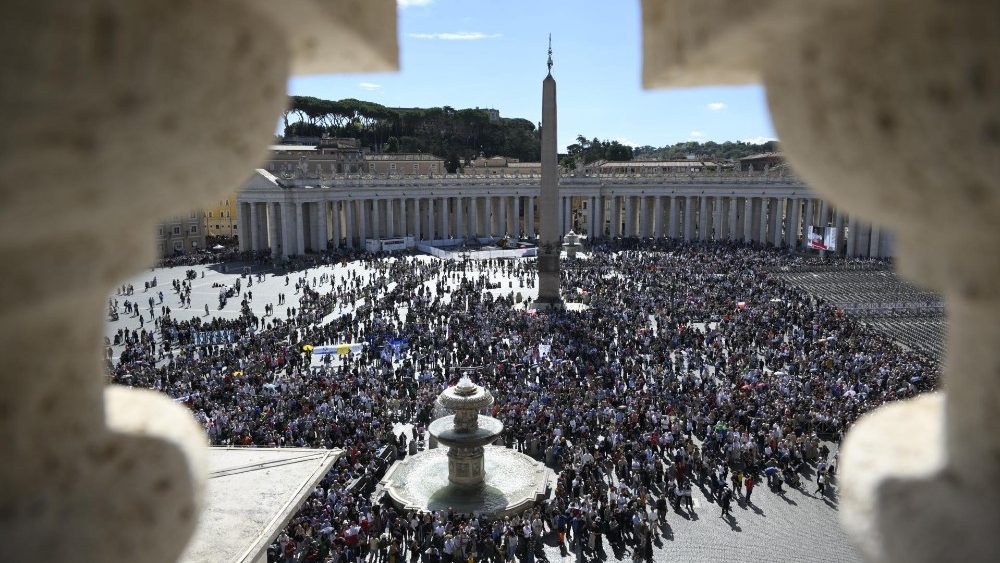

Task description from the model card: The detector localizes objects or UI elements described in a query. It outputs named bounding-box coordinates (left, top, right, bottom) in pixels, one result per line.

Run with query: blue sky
left=287, top=0, right=777, bottom=152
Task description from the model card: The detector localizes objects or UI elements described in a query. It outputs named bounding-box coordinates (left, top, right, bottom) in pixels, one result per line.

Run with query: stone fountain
left=379, top=377, right=552, bottom=515
left=428, top=377, right=504, bottom=487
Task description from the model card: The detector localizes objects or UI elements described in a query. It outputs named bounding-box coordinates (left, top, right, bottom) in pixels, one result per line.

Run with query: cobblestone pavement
left=538, top=477, right=860, bottom=563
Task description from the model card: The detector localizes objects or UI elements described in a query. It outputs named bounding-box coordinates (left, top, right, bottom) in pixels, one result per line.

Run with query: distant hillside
left=282, top=97, right=540, bottom=168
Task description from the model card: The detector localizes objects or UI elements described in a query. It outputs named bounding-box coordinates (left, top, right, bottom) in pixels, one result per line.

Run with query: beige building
left=204, top=193, right=239, bottom=237
left=587, top=159, right=722, bottom=175
left=363, top=153, right=445, bottom=175
left=464, top=156, right=541, bottom=176
left=157, top=211, right=207, bottom=257
left=265, top=143, right=366, bottom=177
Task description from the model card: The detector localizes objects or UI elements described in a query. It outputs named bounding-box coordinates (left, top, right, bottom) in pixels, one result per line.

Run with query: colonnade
left=238, top=190, right=892, bottom=258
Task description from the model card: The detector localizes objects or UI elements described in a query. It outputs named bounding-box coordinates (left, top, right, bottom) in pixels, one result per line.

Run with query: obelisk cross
left=547, top=34, right=553, bottom=73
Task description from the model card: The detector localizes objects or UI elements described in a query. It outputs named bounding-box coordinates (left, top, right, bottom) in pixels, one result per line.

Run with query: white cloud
left=741, top=136, right=778, bottom=144
left=359, top=82, right=383, bottom=91
left=408, top=31, right=502, bottom=41
left=707, top=102, right=727, bottom=111
left=688, top=130, right=705, bottom=139
left=398, top=0, right=434, bottom=8
left=614, top=137, right=639, bottom=147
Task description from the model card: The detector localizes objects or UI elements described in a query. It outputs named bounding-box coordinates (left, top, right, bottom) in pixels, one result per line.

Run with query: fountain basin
left=428, top=415, right=504, bottom=448
left=378, top=446, right=553, bottom=516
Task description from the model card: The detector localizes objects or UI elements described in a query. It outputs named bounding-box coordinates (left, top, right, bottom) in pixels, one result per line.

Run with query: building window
left=431, top=164, right=438, bottom=173
left=173, top=225, right=182, bottom=235
left=390, top=163, right=397, bottom=173
left=208, top=212, right=213, bottom=218
left=370, top=163, right=376, bottom=173
left=189, top=211, right=197, bottom=220
left=413, top=163, right=419, bottom=174
left=190, top=225, right=198, bottom=234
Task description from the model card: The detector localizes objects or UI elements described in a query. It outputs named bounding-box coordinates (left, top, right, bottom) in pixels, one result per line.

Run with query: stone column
left=834, top=209, right=846, bottom=256
left=563, top=196, right=572, bottom=235
left=669, top=196, right=680, bottom=238
left=787, top=198, right=801, bottom=249
left=397, top=198, right=406, bottom=237
left=512, top=195, right=521, bottom=240
left=246, top=202, right=258, bottom=251
left=712, top=196, right=724, bottom=240
left=526, top=195, right=535, bottom=239
left=315, top=202, right=327, bottom=252
left=727, top=197, right=739, bottom=241
left=343, top=201, right=355, bottom=249
left=684, top=196, right=694, bottom=241
left=239, top=202, right=257, bottom=252
left=439, top=197, right=449, bottom=240
left=425, top=198, right=434, bottom=240
left=237, top=202, right=248, bottom=251
left=869, top=225, right=881, bottom=258
left=366, top=199, right=377, bottom=239
left=653, top=196, right=664, bottom=238
left=295, top=202, right=306, bottom=253
left=611, top=195, right=622, bottom=237
left=770, top=197, right=783, bottom=247
left=594, top=195, right=605, bottom=238
left=747, top=198, right=760, bottom=243
left=584, top=196, right=593, bottom=239
left=635, top=196, right=646, bottom=237
left=268, top=203, right=280, bottom=258
left=465, top=196, right=477, bottom=239
left=330, top=201, right=341, bottom=248
left=454, top=196, right=464, bottom=240
left=481, top=196, right=492, bottom=237
left=280, top=202, right=294, bottom=258
left=383, top=198, right=394, bottom=237
left=618, top=196, right=628, bottom=236
left=496, top=197, right=507, bottom=237
left=695, top=195, right=706, bottom=240
left=358, top=200, right=369, bottom=244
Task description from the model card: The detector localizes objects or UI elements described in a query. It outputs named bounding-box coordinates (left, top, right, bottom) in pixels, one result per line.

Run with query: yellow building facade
left=204, top=193, right=239, bottom=238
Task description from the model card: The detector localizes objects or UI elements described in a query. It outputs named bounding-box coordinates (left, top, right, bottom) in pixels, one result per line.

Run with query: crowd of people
left=108, top=239, right=938, bottom=562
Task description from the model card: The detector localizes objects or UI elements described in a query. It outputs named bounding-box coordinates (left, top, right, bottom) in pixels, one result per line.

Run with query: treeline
left=561, top=135, right=635, bottom=168
left=281, top=96, right=778, bottom=167
left=282, top=97, right=540, bottom=166
left=633, top=140, right=779, bottom=161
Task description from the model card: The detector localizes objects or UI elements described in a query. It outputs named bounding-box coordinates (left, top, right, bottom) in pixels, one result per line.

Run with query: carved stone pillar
left=526, top=195, right=535, bottom=239
left=683, top=196, right=694, bottom=241
left=653, top=196, right=664, bottom=238
left=0, top=1, right=397, bottom=561
left=331, top=201, right=341, bottom=248
left=248, top=202, right=260, bottom=251
left=642, top=1, right=1000, bottom=561
left=669, top=196, right=680, bottom=238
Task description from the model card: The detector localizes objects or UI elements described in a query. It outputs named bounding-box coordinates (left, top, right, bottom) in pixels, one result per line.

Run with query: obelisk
left=536, top=35, right=562, bottom=306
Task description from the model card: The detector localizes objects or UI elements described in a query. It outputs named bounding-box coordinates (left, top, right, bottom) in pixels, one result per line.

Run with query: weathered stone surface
left=0, top=1, right=397, bottom=562
left=641, top=1, right=1000, bottom=561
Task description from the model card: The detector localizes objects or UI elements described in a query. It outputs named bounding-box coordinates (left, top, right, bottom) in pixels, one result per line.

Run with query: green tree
left=382, top=136, right=400, bottom=153
left=445, top=151, right=461, bottom=173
